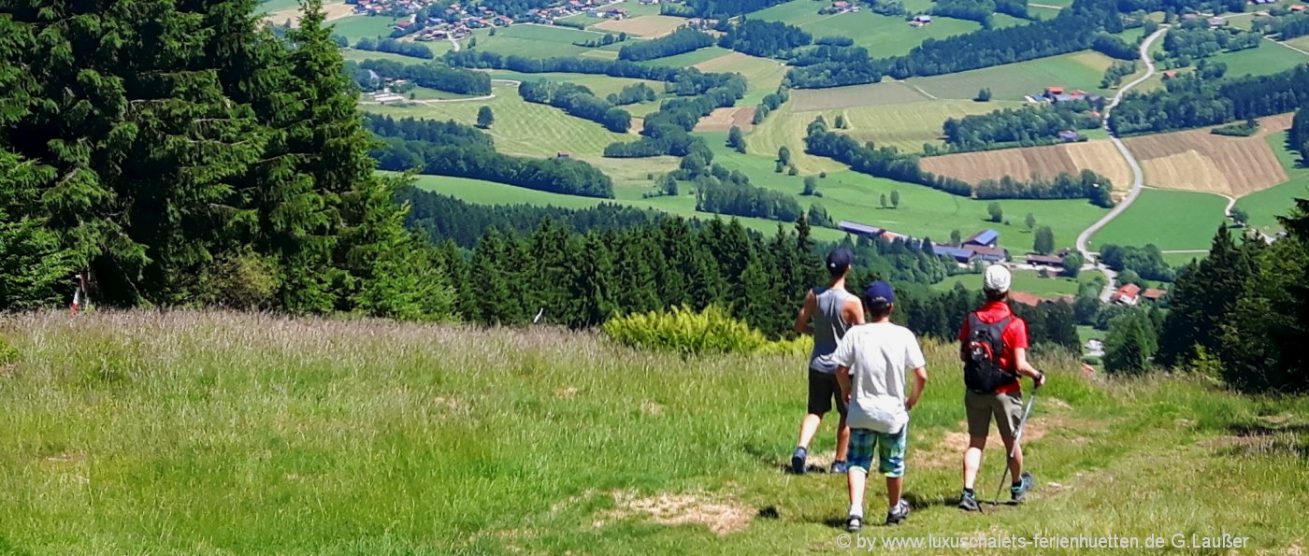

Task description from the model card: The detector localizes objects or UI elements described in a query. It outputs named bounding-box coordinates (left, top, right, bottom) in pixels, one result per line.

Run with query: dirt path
left=1076, top=26, right=1167, bottom=301
left=1268, top=36, right=1309, bottom=56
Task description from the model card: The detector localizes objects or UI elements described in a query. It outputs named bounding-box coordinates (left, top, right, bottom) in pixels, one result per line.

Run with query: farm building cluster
left=357, top=0, right=636, bottom=42
left=1109, top=283, right=1168, bottom=306
left=818, top=1, right=862, bottom=15
left=837, top=221, right=1010, bottom=266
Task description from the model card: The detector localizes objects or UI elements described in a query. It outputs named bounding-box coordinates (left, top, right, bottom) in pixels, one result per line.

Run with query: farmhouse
left=1026, top=254, right=1065, bottom=267
left=933, top=245, right=977, bottom=264
left=965, top=229, right=1000, bottom=248
left=967, top=245, right=1008, bottom=264
left=1038, top=87, right=1103, bottom=104
left=910, top=14, right=932, bottom=27
left=1111, top=283, right=1141, bottom=306
left=838, top=220, right=886, bottom=239
left=1142, top=288, right=1168, bottom=303
left=1207, top=16, right=1227, bottom=27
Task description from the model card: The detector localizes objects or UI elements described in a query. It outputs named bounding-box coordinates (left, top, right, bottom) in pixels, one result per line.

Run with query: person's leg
left=962, top=391, right=992, bottom=490
left=846, top=429, right=875, bottom=527
left=881, top=427, right=909, bottom=523
left=794, top=371, right=832, bottom=472
left=995, top=392, right=1032, bottom=500
left=796, top=413, right=823, bottom=449
left=833, top=374, right=850, bottom=464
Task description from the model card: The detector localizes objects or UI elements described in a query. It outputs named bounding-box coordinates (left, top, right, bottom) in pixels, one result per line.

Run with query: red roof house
left=1111, top=283, right=1142, bottom=305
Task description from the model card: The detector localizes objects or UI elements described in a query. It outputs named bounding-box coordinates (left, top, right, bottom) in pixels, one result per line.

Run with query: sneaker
left=846, top=514, right=863, bottom=532
left=958, top=490, right=980, bottom=512
left=885, top=500, right=910, bottom=525
left=830, top=460, right=848, bottom=474
left=790, top=447, right=808, bottom=475
left=1011, top=471, right=1035, bottom=503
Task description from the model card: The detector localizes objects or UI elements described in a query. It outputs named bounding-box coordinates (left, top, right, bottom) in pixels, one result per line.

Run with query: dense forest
left=931, top=0, right=999, bottom=27
left=1162, top=21, right=1261, bottom=62
left=618, top=28, right=715, bottom=61
left=1091, top=32, right=1140, bottom=60
left=607, top=82, right=659, bottom=106
left=0, top=0, right=454, bottom=318
left=942, top=102, right=1103, bottom=151
left=445, top=50, right=685, bottom=81
left=693, top=173, right=805, bottom=222
left=717, top=19, right=812, bottom=58
left=351, top=58, right=492, bottom=95
left=974, top=171, right=1115, bottom=207
left=519, top=80, right=632, bottom=132
left=1262, top=12, right=1309, bottom=40
left=354, top=37, right=434, bottom=59
left=784, top=44, right=884, bottom=89
left=365, top=115, right=616, bottom=198
left=1110, top=65, right=1309, bottom=134
left=1098, top=244, right=1175, bottom=282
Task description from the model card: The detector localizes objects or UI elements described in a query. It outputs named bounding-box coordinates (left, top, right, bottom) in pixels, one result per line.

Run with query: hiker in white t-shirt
left=833, top=280, right=928, bottom=531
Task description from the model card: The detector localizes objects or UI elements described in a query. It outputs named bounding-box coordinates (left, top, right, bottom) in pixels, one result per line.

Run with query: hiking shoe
left=1011, top=472, right=1035, bottom=503
left=830, top=460, right=849, bottom=474
left=790, top=447, right=808, bottom=475
left=846, top=514, right=863, bottom=532
left=958, top=490, right=980, bottom=512
left=886, top=500, right=910, bottom=525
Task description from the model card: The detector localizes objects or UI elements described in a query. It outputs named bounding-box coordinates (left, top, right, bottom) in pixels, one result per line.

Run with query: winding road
left=1074, top=26, right=1168, bottom=301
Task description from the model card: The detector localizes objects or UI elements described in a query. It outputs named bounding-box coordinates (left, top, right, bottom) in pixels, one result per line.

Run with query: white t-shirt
left=831, top=322, right=927, bottom=434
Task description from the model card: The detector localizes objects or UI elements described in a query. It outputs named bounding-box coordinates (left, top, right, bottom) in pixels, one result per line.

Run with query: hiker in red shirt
left=956, top=265, right=1046, bottom=511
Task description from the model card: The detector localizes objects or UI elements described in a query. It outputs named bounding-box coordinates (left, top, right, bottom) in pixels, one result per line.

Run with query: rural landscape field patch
left=751, top=0, right=981, bottom=58
left=789, top=82, right=931, bottom=111
left=906, top=51, right=1119, bottom=101
left=592, top=15, right=689, bottom=37
left=693, top=107, right=757, bottom=132
left=1124, top=114, right=1294, bottom=197
left=1091, top=188, right=1230, bottom=250
left=921, top=140, right=1134, bottom=192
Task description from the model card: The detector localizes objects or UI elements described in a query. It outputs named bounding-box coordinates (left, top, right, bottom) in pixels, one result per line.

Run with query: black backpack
left=963, top=313, right=1018, bottom=393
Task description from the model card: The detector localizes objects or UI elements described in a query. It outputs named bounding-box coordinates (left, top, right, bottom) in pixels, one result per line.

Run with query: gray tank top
left=809, top=286, right=857, bottom=373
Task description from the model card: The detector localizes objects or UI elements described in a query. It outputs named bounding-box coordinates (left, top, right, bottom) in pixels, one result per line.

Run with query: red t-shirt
left=958, top=301, right=1029, bottom=395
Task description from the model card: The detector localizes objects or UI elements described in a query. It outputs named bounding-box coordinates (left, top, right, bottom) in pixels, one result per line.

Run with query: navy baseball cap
left=826, top=248, right=853, bottom=275
left=864, top=280, right=896, bottom=308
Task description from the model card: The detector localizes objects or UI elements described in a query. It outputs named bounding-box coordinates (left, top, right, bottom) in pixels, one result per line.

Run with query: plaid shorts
left=847, top=426, right=908, bottom=478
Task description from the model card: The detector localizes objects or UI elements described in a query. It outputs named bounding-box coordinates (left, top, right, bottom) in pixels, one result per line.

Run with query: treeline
left=1098, top=244, right=1174, bottom=282
left=0, top=1, right=452, bottom=319
left=1292, top=107, right=1309, bottom=162
left=355, top=37, right=434, bottom=59
left=446, top=50, right=684, bottom=81
left=1091, top=32, right=1139, bottom=60
left=353, top=58, right=492, bottom=95
left=365, top=114, right=615, bottom=198
left=1102, top=60, right=1137, bottom=88
left=974, top=171, right=1114, bottom=207
left=573, top=32, right=627, bottom=48
left=398, top=188, right=663, bottom=248
left=519, top=80, right=632, bottom=132
left=717, top=19, right=812, bottom=58
left=932, top=0, right=999, bottom=27
left=1149, top=213, right=1309, bottom=392
left=618, top=28, right=715, bottom=61
left=694, top=173, right=804, bottom=222
left=1162, top=22, right=1261, bottom=61
left=875, top=0, right=1118, bottom=79
left=785, top=45, right=883, bottom=89
left=942, top=103, right=1102, bottom=151
left=753, top=85, right=790, bottom=125
left=604, top=74, right=748, bottom=158
left=1264, top=12, right=1309, bottom=40
left=1110, top=65, right=1309, bottom=134
left=608, top=83, right=659, bottom=105
left=681, top=0, right=788, bottom=17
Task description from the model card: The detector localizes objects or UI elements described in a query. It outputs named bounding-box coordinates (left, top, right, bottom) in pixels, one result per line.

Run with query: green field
left=410, top=175, right=847, bottom=240
left=702, top=131, right=1109, bottom=249
left=1027, top=4, right=1062, bottom=19
left=470, top=24, right=614, bottom=58
left=1205, top=43, right=1309, bottom=78
left=1235, top=131, right=1309, bottom=234
left=485, top=70, right=668, bottom=100
left=361, top=82, right=634, bottom=159
left=1288, top=35, right=1309, bottom=51
left=7, top=311, right=1308, bottom=552
left=751, top=1, right=982, bottom=58
left=749, top=99, right=1025, bottom=165
left=405, top=87, right=484, bottom=100
left=257, top=0, right=302, bottom=12
left=932, top=269, right=1088, bottom=298
left=636, top=46, right=734, bottom=68
left=339, top=48, right=434, bottom=64
left=907, top=51, right=1120, bottom=101
left=991, top=13, right=1031, bottom=28
left=1091, top=188, right=1230, bottom=251
left=1162, top=252, right=1205, bottom=268
left=331, top=15, right=401, bottom=42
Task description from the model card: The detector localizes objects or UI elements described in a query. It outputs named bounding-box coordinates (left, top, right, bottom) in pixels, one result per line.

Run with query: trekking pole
left=992, top=382, right=1040, bottom=506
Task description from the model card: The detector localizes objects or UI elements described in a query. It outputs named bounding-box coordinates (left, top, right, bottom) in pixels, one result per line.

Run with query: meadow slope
left=1, top=312, right=1306, bottom=553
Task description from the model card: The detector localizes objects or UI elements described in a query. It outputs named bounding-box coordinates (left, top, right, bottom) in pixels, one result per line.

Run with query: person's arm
left=905, top=366, right=927, bottom=410
left=837, top=365, right=853, bottom=404
left=793, top=290, right=817, bottom=335
left=843, top=297, right=865, bottom=326
left=1013, top=348, right=1046, bottom=387
left=958, top=318, right=970, bottom=362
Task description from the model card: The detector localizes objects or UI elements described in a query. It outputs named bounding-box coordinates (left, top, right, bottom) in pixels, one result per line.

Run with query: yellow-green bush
left=603, top=305, right=774, bottom=355
left=0, top=335, right=18, bottom=365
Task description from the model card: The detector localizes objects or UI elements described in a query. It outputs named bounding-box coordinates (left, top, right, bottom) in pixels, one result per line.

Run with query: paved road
left=1075, top=27, right=1168, bottom=301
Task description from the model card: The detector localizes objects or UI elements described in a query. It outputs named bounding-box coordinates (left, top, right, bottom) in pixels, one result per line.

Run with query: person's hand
left=1034, top=370, right=1047, bottom=388
left=904, top=399, right=915, bottom=411
left=843, top=392, right=851, bottom=404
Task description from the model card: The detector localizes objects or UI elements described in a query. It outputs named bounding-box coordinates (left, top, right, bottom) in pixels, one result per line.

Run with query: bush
left=603, top=305, right=769, bottom=355
left=0, top=336, right=18, bottom=366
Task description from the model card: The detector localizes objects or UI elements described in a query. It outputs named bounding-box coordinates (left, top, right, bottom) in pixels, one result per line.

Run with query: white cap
left=983, top=264, right=1012, bottom=293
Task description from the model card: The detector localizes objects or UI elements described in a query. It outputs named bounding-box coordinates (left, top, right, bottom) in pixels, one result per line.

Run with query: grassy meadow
left=2, top=311, right=1306, bottom=552
left=1206, top=43, right=1309, bottom=79
left=906, top=51, right=1121, bottom=101
left=331, top=15, right=401, bottom=42
left=1236, top=131, right=1309, bottom=235
left=1091, top=188, right=1230, bottom=251
left=751, top=0, right=981, bottom=58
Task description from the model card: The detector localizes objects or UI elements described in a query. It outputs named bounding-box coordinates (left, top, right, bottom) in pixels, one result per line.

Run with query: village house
left=1111, top=283, right=1141, bottom=306
left=965, top=229, right=1000, bottom=248
left=837, top=220, right=885, bottom=239
left=1037, top=86, right=1103, bottom=104
left=1025, top=254, right=1065, bottom=267
left=1142, top=288, right=1168, bottom=303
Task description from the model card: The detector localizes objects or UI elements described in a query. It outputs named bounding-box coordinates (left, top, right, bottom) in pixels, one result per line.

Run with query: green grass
left=485, top=70, right=667, bottom=100
left=409, top=175, right=846, bottom=240
left=702, top=131, right=1109, bottom=249
left=1288, top=35, right=1309, bottom=51
left=404, top=87, right=483, bottom=100
left=1162, top=251, right=1205, bottom=268
left=1091, top=188, right=1230, bottom=251
left=1235, top=131, right=1309, bottom=235
left=330, top=15, right=401, bottom=42
left=339, top=48, right=435, bottom=64
left=257, top=0, right=302, bottom=13
left=932, top=269, right=1084, bottom=298
left=360, top=82, right=635, bottom=159
left=752, top=1, right=982, bottom=58
left=471, top=24, right=612, bottom=58
left=634, top=46, right=734, bottom=68
left=907, top=51, right=1120, bottom=101
left=1204, top=43, right=1309, bottom=79
left=991, top=13, right=1031, bottom=28
left=5, top=311, right=1307, bottom=552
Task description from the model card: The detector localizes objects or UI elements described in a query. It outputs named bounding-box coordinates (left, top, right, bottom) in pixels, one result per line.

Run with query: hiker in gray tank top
left=788, top=248, right=865, bottom=475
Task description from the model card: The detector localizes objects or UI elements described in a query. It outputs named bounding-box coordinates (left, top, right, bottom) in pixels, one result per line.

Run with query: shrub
left=0, top=336, right=18, bottom=366
left=603, top=305, right=769, bottom=355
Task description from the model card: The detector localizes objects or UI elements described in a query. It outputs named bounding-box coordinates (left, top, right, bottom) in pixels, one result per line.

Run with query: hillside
left=2, top=311, right=1305, bottom=552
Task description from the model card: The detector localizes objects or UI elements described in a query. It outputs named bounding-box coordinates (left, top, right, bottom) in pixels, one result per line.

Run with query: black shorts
left=807, top=369, right=848, bottom=416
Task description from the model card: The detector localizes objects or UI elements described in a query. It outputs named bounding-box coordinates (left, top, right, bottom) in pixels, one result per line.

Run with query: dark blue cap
left=864, top=280, right=896, bottom=307
left=826, top=248, right=853, bottom=275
